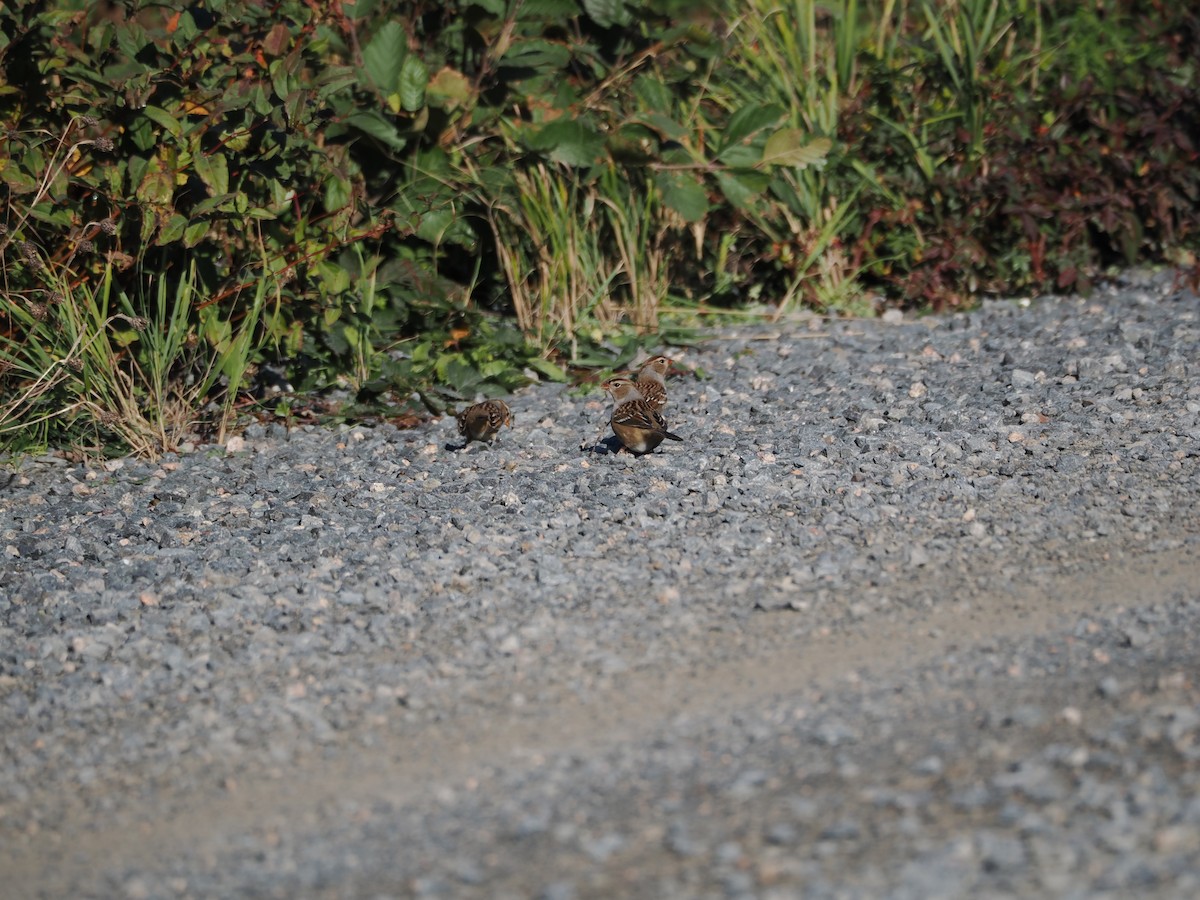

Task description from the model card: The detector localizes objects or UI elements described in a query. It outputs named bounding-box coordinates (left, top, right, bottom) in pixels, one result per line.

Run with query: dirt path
left=6, top=537, right=1198, bottom=897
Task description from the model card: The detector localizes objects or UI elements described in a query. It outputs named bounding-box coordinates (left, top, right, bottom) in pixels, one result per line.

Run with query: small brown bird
left=635, top=355, right=672, bottom=411
left=602, top=377, right=682, bottom=454
left=455, top=399, right=512, bottom=445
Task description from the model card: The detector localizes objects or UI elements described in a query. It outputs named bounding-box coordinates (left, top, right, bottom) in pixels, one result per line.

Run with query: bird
left=635, top=355, right=672, bottom=411
left=602, top=377, right=683, bottom=454
left=455, top=399, right=512, bottom=445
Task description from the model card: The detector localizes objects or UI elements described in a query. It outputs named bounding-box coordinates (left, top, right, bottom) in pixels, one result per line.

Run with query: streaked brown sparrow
left=455, top=399, right=512, bottom=445
left=635, top=355, right=672, bottom=411
left=602, top=377, right=682, bottom=454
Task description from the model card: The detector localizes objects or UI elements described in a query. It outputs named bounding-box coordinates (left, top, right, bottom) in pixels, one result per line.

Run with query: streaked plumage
left=602, top=377, right=682, bottom=454
left=635, top=355, right=672, bottom=411
left=455, top=399, right=512, bottom=445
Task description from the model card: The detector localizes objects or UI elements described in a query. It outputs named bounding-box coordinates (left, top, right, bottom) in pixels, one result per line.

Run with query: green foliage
left=0, top=259, right=260, bottom=457
left=722, top=0, right=1200, bottom=310
left=2, top=0, right=1198, bottom=456
left=835, top=0, right=1200, bottom=307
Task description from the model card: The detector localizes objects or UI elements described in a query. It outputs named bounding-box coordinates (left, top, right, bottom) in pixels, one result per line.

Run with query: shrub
left=2, top=0, right=1197, bottom=456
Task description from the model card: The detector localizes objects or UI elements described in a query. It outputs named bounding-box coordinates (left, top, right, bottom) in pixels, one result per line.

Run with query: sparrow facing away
left=456, top=399, right=512, bottom=445
left=602, top=377, right=683, bottom=455
left=635, top=355, right=672, bottom=412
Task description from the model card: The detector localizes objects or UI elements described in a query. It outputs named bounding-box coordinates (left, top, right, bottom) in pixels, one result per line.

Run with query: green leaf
left=2, top=166, right=37, bottom=194
left=115, top=23, right=150, bottom=59
left=440, top=356, right=483, bottom=393
left=661, top=144, right=693, bottom=166
left=269, top=179, right=291, bottom=208
left=416, top=208, right=476, bottom=248
left=200, top=304, right=232, bottom=352
left=270, top=58, right=293, bottom=102
left=28, top=202, right=72, bottom=228
left=497, top=39, right=572, bottom=70
left=524, top=0, right=579, bottom=15
left=183, top=220, right=211, bottom=247
left=717, top=144, right=763, bottom=168
left=756, top=132, right=833, bottom=169
left=426, top=67, right=473, bottom=109
left=526, top=357, right=568, bottom=382
left=156, top=213, right=188, bottom=245
left=317, top=261, right=351, bottom=295
left=111, top=328, right=140, bottom=349
left=633, top=74, right=672, bottom=113
left=655, top=171, right=709, bottom=222
left=398, top=54, right=428, bottom=112
left=139, top=210, right=156, bottom=245
left=715, top=170, right=771, bottom=210
left=249, top=84, right=273, bottom=116
left=193, top=150, right=229, bottom=195
left=142, top=105, right=183, bottom=139
left=718, top=103, right=784, bottom=156
left=362, top=20, right=405, bottom=92
left=127, top=115, right=157, bottom=152
left=345, top=111, right=408, bottom=151
left=102, top=60, right=149, bottom=85
left=316, top=67, right=359, bottom=102
left=284, top=89, right=308, bottom=126
left=224, top=127, right=252, bottom=152
left=172, top=10, right=199, bottom=43
left=528, top=118, right=605, bottom=167
left=137, top=157, right=175, bottom=206
left=581, top=0, right=632, bottom=28
left=637, top=112, right=687, bottom=142
left=325, top=175, right=352, bottom=212
left=191, top=193, right=239, bottom=216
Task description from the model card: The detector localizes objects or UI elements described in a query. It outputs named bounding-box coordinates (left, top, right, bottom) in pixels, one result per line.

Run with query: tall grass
left=0, top=259, right=269, bottom=458
left=726, top=0, right=863, bottom=135
left=920, top=0, right=1021, bottom=161
left=717, top=0, right=871, bottom=313
left=483, top=161, right=687, bottom=358
left=0, top=262, right=139, bottom=453
left=486, top=163, right=621, bottom=355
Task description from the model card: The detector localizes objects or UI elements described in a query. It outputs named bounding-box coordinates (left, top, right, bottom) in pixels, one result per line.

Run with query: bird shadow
left=587, top=436, right=628, bottom=455
left=446, top=439, right=515, bottom=452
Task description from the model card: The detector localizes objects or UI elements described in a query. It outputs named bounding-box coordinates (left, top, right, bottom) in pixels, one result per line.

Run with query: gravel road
left=2, top=270, right=1199, bottom=899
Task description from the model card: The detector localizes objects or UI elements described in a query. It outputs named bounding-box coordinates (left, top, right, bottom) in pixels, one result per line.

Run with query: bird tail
left=663, top=430, right=683, bottom=442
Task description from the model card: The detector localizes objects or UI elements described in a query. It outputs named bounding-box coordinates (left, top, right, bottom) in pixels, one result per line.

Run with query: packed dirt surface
left=3, top=277, right=1199, bottom=897
left=5, top=539, right=1200, bottom=899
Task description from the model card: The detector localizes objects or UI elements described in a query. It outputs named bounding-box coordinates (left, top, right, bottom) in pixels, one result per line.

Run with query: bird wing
left=613, top=400, right=664, bottom=432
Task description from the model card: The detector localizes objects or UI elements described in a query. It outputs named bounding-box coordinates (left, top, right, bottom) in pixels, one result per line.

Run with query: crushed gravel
left=2, top=269, right=1199, bottom=898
